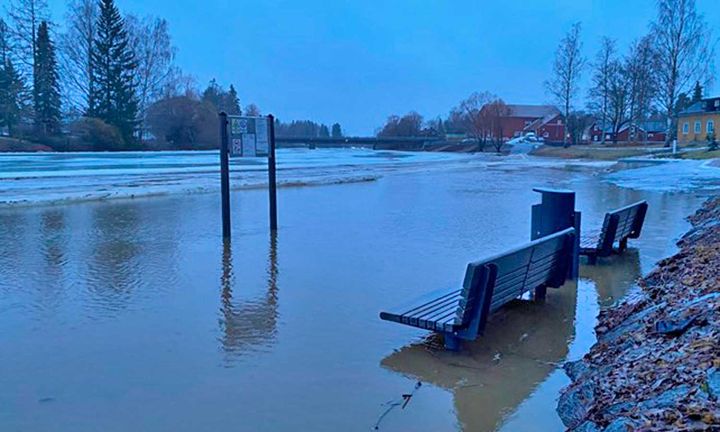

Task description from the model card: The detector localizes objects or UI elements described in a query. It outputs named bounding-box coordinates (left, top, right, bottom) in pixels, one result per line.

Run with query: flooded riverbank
left=0, top=150, right=715, bottom=431
left=558, top=196, right=720, bottom=430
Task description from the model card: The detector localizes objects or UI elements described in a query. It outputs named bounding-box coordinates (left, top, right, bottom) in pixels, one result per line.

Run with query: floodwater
left=0, top=149, right=716, bottom=431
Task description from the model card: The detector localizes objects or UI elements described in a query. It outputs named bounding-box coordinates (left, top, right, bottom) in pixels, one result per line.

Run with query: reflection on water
left=582, top=249, right=642, bottom=308
left=0, top=155, right=708, bottom=432
left=85, top=204, right=143, bottom=314
left=381, top=281, right=577, bottom=431
left=380, top=249, right=645, bottom=431
left=219, top=234, right=280, bottom=362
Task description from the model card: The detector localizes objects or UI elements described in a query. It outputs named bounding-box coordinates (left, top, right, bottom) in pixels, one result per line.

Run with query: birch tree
left=7, top=0, right=49, bottom=90
left=587, top=37, right=616, bottom=144
left=625, top=36, right=656, bottom=141
left=606, top=60, right=630, bottom=142
left=126, top=15, right=175, bottom=141
left=59, top=0, right=98, bottom=115
left=546, top=22, right=586, bottom=146
left=0, top=18, right=29, bottom=135
left=0, top=19, right=12, bottom=66
left=650, top=0, right=714, bottom=144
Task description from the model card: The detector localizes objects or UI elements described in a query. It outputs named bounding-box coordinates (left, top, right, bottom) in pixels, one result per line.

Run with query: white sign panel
left=255, top=118, right=269, bottom=156
left=228, top=116, right=270, bottom=157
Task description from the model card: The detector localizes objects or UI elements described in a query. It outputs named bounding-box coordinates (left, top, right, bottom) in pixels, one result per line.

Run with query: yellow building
left=677, top=97, right=720, bottom=145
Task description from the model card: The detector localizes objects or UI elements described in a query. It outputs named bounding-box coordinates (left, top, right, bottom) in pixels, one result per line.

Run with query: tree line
left=0, top=0, right=343, bottom=152
left=375, top=94, right=511, bottom=153
left=377, top=0, right=715, bottom=147
left=546, top=0, right=713, bottom=145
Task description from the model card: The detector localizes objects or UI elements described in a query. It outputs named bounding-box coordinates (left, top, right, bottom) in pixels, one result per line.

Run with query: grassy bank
left=529, top=144, right=666, bottom=161
left=659, top=149, right=720, bottom=160
left=0, top=136, right=53, bottom=152
left=558, top=196, right=720, bottom=430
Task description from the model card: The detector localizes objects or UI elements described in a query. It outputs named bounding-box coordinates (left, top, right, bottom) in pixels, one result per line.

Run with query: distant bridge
left=275, top=136, right=444, bottom=150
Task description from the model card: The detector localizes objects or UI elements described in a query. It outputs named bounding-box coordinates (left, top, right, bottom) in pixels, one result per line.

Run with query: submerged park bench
left=379, top=228, right=577, bottom=350
left=580, top=201, right=648, bottom=265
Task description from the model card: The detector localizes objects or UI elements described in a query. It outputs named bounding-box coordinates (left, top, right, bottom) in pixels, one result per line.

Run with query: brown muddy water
left=0, top=154, right=710, bottom=431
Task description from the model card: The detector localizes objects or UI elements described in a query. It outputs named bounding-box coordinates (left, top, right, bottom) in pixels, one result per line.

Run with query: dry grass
left=670, top=149, right=720, bottom=160
left=529, top=144, right=660, bottom=161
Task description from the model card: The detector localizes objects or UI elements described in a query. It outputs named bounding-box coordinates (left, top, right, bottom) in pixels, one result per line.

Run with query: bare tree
left=0, top=19, right=12, bottom=66
left=606, top=60, right=631, bottom=143
left=625, top=36, right=657, bottom=141
left=546, top=22, right=586, bottom=146
left=159, top=66, right=198, bottom=99
left=485, top=99, right=510, bottom=153
left=587, top=37, right=616, bottom=144
left=456, top=91, right=495, bottom=151
left=566, top=111, right=593, bottom=145
left=7, top=0, right=49, bottom=82
left=59, top=0, right=98, bottom=115
left=651, top=0, right=714, bottom=144
left=126, top=14, right=176, bottom=141
left=244, top=103, right=261, bottom=116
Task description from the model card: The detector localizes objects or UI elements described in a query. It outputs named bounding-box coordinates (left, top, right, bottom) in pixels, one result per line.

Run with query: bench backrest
left=597, top=201, right=648, bottom=253
left=456, top=227, right=576, bottom=339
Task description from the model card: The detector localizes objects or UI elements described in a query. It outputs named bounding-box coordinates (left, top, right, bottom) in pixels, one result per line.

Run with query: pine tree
left=89, top=0, right=138, bottom=147
left=331, top=122, right=342, bottom=137
left=0, top=59, right=27, bottom=135
left=0, top=18, right=28, bottom=136
left=227, top=84, right=240, bottom=115
left=34, top=21, right=60, bottom=135
left=201, top=78, right=221, bottom=108
left=692, top=81, right=703, bottom=103
left=319, top=124, right=329, bottom=137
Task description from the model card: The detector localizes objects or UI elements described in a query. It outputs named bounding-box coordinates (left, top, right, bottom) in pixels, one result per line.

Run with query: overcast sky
left=45, top=0, right=720, bottom=135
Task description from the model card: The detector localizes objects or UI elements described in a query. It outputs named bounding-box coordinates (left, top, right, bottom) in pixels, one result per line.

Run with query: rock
left=599, top=301, right=666, bottom=343
left=603, top=417, right=637, bottom=432
left=708, top=368, right=720, bottom=400
left=564, top=360, right=590, bottom=382
left=601, top=401, right=634, bottom=417
left=638, top=385, right=692, bottom=410
left=557, top=381, right=595, bottom=429
left=681, top=220, right=720, bottom=244
left=654, top=293, right=719, bottom=336
left=574, top=420, right=601, bottom=432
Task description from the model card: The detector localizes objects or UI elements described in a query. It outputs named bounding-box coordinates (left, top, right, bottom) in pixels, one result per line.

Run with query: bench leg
left=534, top=285, right=547, bottom=302
left=443, top=333, right=461, bottom=351
left=619, top=238, right=628, bottom=252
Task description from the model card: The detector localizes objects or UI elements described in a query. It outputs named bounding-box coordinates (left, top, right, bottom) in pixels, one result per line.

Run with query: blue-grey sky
left=47, top=0, right=720, bottom=135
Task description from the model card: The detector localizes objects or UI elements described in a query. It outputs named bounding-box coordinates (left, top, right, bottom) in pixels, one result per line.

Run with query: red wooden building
left=497, top=105, right=565, bottom=141
left=587, top=121, right=666, bottom=144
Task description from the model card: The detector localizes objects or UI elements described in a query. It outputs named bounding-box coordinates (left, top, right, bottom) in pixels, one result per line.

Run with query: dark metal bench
left=379, top=228, right=576, bottom=350
left=580, top=201, right=648, bottom=265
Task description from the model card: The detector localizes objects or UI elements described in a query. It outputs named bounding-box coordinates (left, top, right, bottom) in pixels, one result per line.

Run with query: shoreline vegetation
left=558, top=196, right=720, bottom=431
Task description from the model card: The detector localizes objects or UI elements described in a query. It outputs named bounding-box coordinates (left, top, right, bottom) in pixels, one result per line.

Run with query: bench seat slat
left=380, top=227, right=576, bottom=347
left=402, top=292, right=463, bottom=327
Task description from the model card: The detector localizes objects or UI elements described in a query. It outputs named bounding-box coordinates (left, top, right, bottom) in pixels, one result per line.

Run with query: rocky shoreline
left=557, top=196, right=720, bottom=431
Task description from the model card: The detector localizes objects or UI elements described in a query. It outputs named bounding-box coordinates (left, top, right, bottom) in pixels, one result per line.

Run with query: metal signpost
left=219, top=112, right=278, bottom=240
